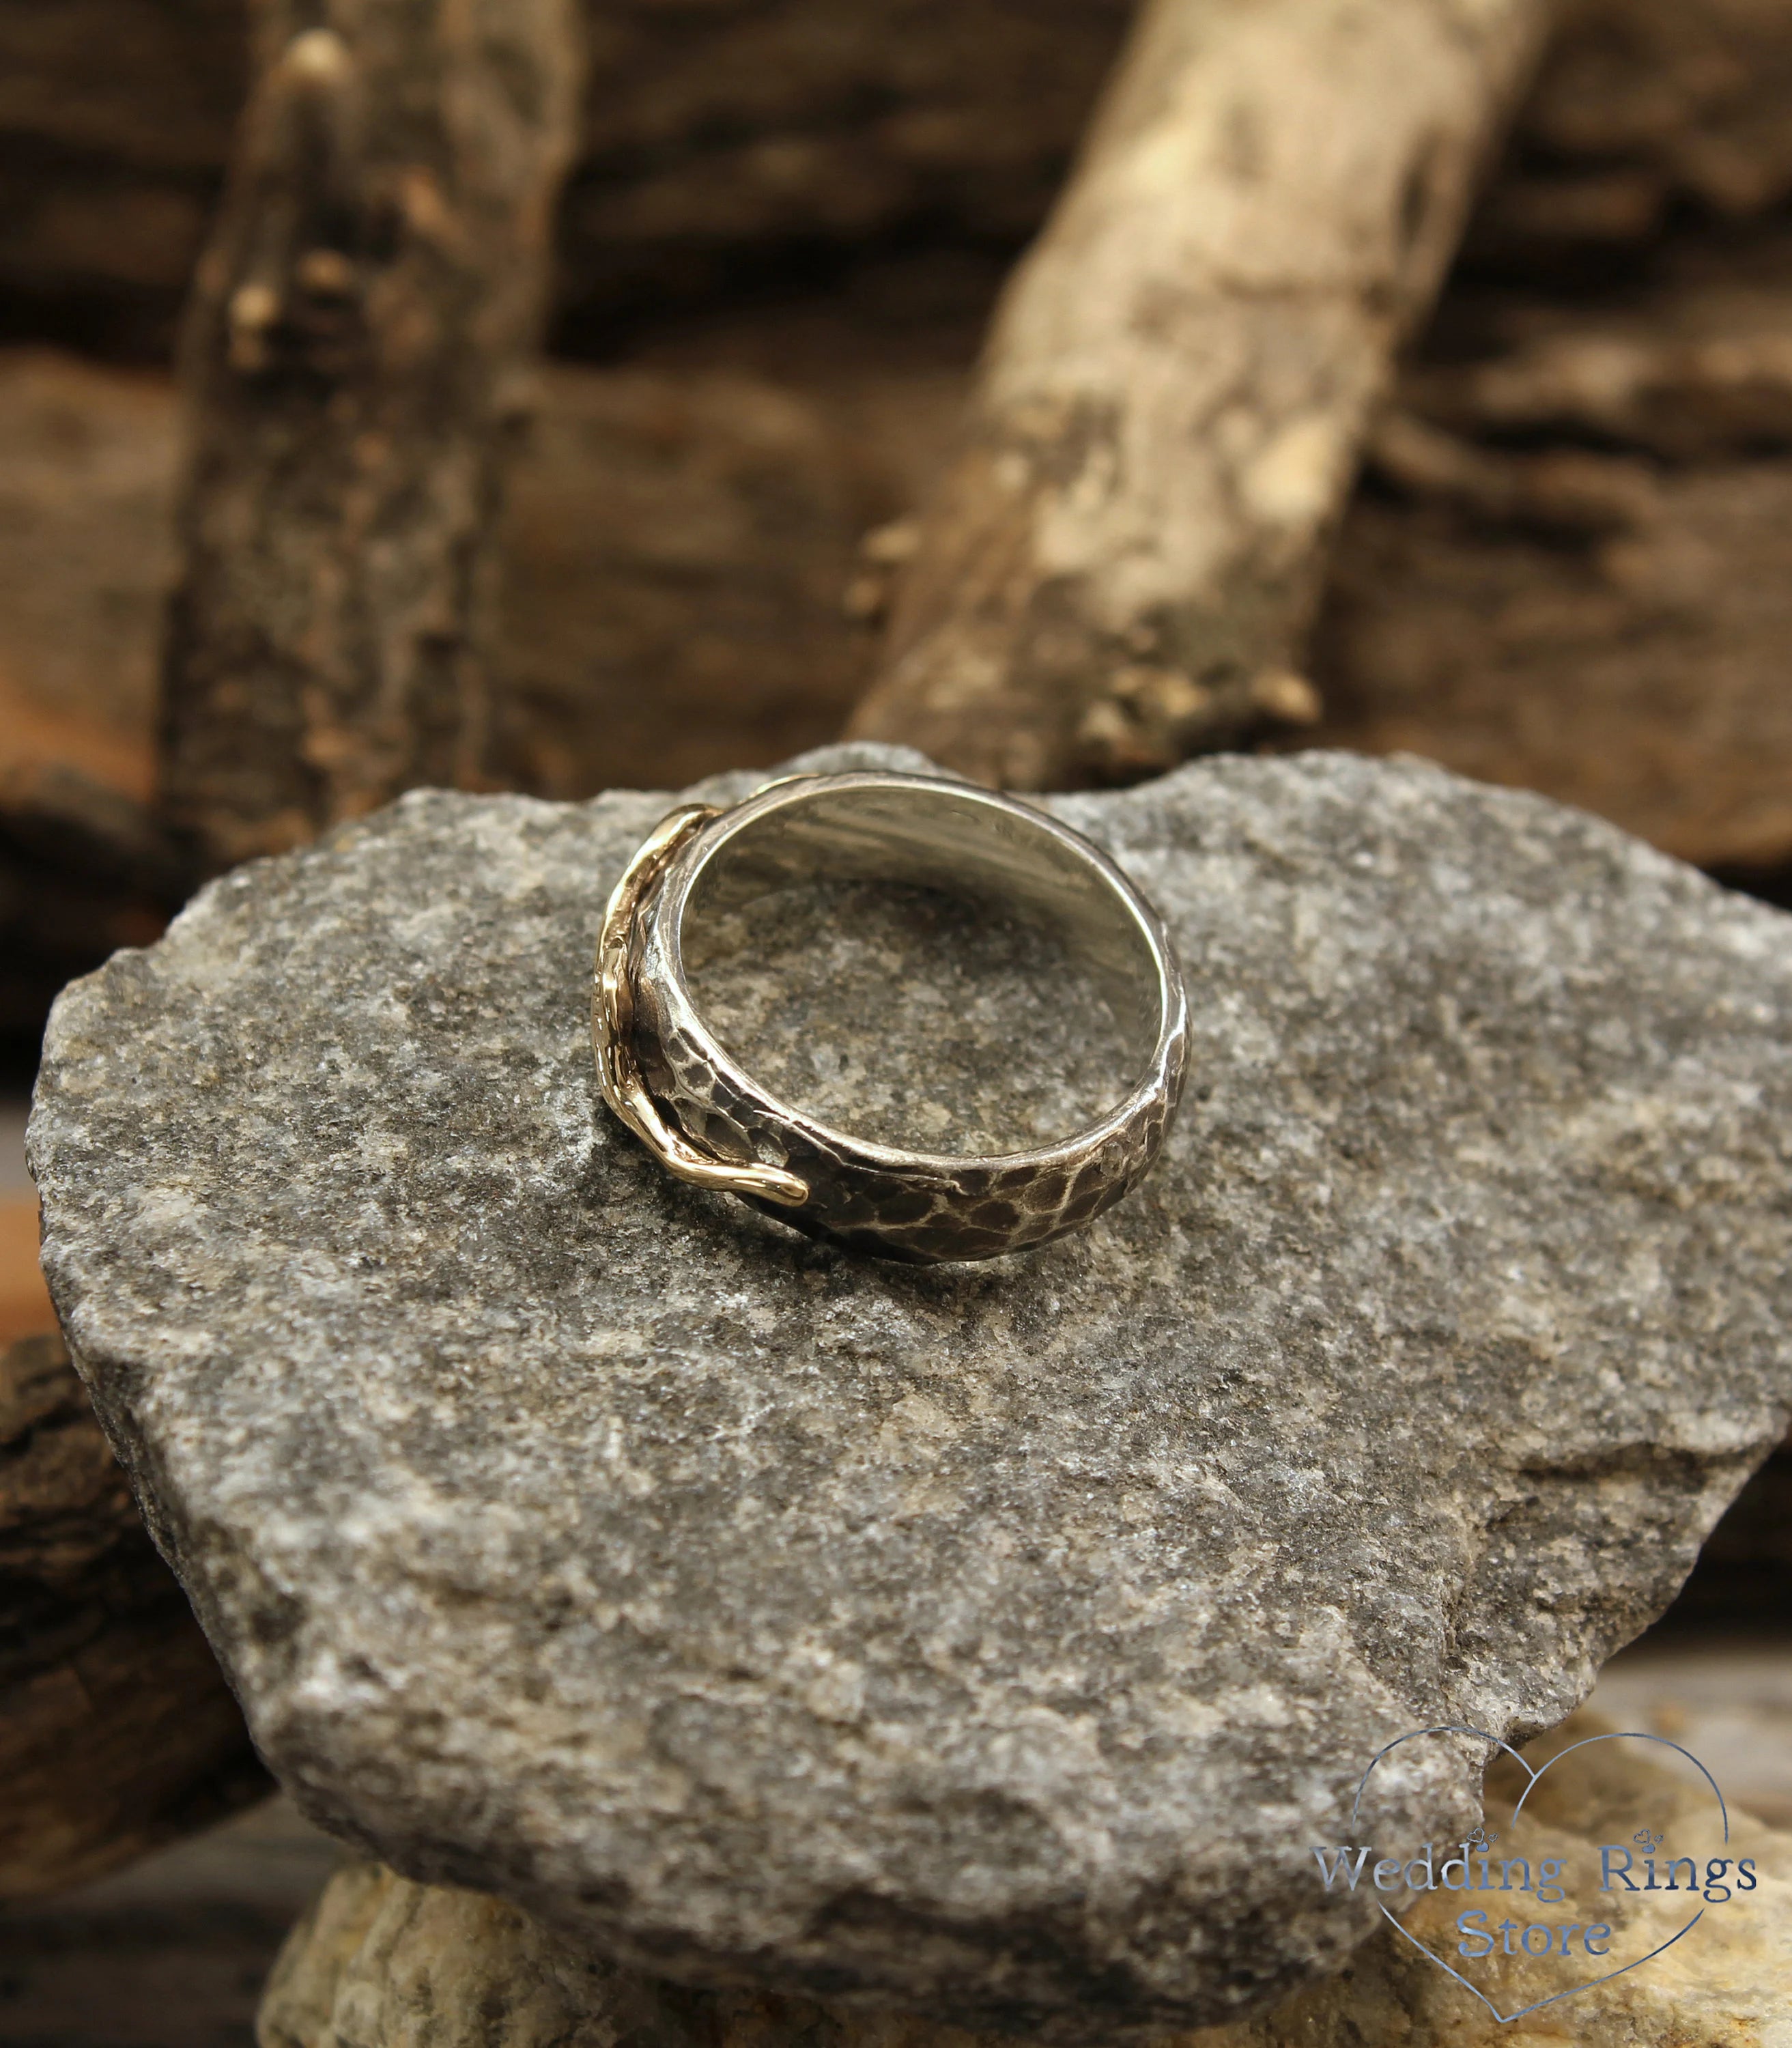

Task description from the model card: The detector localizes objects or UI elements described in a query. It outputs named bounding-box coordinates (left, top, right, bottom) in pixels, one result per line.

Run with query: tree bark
left=1305, top=226, right=1792, bottom=872
left=158, top=0, right=584, bottom=872
left=0, top=1331, right=268, bottom=1901
left=847, top=0, right=1554, bottom=788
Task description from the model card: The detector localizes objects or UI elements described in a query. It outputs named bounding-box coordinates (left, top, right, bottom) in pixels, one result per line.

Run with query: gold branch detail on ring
left=593, top=806, right=811, bottom=1209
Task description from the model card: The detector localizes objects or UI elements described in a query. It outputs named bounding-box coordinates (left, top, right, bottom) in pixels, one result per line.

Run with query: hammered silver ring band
left=593, top=771, right=1189, bottom=1264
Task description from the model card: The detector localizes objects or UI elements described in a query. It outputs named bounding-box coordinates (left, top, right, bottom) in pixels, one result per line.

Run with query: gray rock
left=28, top=743, right=1792, bottom=2039
left=259, top=1726, right=1792, bottom=2048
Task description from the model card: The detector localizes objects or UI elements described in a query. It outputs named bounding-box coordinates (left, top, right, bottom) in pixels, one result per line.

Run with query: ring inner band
left=677, top=781, right=1165, bottom=1145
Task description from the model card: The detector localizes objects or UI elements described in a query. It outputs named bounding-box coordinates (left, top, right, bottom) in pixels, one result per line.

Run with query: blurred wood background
left=1, top=4, right=1791, bottom=2042
left=7, top=0, right=1792, bottom=1386
left=5, top=3, right=1792, bottom=1025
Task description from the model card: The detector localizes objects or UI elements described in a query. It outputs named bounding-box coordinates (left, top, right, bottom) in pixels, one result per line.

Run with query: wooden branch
left=847, top=0, right=1554, bottom=788
left=0, top=1332, right=269, bottom=1901
left=158, top=0, right=585, bottom=872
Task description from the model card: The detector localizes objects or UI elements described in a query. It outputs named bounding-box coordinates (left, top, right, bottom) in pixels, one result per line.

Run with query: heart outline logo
left=1348, top=1723, right=1729, bottom=2025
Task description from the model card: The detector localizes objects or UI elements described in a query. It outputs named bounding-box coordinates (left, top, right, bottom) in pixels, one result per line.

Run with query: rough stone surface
left=28, top=743, right=1792, bottom=2038
left=257, top=1717, right=1792, bottom=2048
left=686, top=874, right=1136, bottom=1155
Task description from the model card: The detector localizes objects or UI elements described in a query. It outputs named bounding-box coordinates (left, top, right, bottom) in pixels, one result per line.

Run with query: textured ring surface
left=593, top=771, right=1189, bottom=1263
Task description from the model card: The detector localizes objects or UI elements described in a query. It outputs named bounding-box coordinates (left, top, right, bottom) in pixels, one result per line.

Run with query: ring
left=593, top=771, right=1189, bottom=1263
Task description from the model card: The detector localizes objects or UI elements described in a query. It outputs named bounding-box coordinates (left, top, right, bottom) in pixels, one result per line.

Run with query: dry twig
left=848, top=0, right=1554, bottom=786
left=159, top=0, right=584, bottom=870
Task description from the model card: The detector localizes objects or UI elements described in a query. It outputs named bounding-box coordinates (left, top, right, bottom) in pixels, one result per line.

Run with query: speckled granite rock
left=257, top=1720, right=1792, bottom=2048
left=29, top=744, right=1792, bottom=2039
